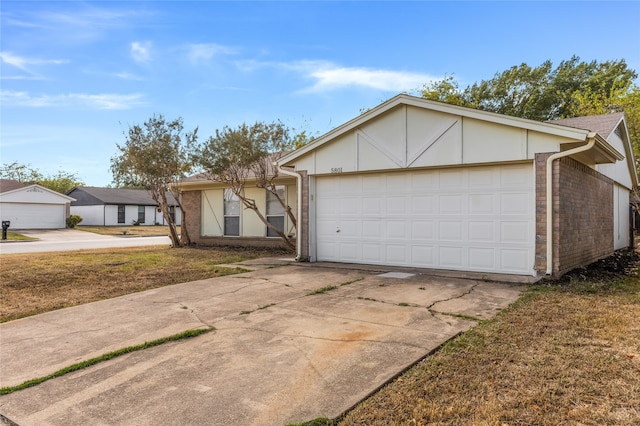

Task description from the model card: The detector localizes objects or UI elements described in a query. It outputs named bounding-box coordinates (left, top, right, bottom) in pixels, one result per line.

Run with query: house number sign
left=330, top=167, right=343, bottom=173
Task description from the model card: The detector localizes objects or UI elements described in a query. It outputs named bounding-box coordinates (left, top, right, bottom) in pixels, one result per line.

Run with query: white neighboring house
left=67, top=186, right=182, bottom=226
left=0, top=179, right=76, bottom=229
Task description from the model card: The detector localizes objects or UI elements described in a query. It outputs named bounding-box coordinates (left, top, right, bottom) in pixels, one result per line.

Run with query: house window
left=138, top=206, right=145, bottom=224
left=117, top=205, right=125, bottom=224
left=169, top=205, right=175, bottom=223
left=266, top=186, right=286, bottom=237
left=223, top=189, right=240, bottom=236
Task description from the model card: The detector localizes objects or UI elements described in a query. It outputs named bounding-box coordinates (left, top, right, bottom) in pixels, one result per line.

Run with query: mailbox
left=1, top=220, right=9, bottom=240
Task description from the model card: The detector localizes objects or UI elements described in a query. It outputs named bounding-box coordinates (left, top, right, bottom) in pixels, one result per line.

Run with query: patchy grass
left=0, top=328, right=213, bottom=396
left=78, top=225, right=178, bottom=237
left=1, top=232, right=37, bottom=241
left=339, top=274, right=640, bottom=425
left=0, top=246, right=284, bottom=322
left=307, top=285, right=338, bottom=295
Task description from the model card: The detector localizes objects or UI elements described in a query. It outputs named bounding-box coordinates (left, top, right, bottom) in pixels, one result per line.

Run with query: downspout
left=545, top=132, right=597, bottom=275
left=277, top=164, right=303, bottom=261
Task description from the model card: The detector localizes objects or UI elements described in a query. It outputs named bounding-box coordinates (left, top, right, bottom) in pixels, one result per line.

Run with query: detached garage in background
left=277, top=94, right=637, bottom=278
left=0, top=179, right=75, bottom=229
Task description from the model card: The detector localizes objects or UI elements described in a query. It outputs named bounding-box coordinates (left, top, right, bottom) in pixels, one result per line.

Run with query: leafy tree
left=421, top=57, right=637, bottom=121
left=111, top=114, right=197, bottom=247
left=192, top=121, right=297, bottom=251
left=0, top=162, right=84, bottom=194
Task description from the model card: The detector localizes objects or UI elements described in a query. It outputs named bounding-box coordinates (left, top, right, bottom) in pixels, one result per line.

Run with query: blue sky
left=2, top=1, right=639, bottom=187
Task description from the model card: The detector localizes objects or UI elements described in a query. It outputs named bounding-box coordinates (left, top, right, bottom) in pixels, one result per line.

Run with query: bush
left=66, top=215, right=83, bottom=228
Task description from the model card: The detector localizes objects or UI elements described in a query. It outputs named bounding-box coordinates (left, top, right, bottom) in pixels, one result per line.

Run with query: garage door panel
left=469, top=221, right=495, bottom=242
left=315, top=164, right=535, bottom=275
left=469, top=248, right=495, bottom=269
left=1, top=203, right=65, bottom=229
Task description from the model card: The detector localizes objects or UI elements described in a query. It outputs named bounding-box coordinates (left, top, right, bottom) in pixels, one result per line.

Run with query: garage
left=0, top=203, right=67, bottom=229
left=0, top=181, right=75, bottom=229
left=278, top=94, right=636, bottom=278
left=315, top=164, right=535, bottom=274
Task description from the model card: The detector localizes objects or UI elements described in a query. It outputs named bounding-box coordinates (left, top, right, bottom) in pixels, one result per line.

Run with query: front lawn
left=0, top=246, right=284, bottom=322
left=77, top=225, right=179, bottom=237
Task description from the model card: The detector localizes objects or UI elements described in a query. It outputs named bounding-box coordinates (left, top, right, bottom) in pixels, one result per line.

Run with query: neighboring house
left=67, top=187, right=181, bottom=226
left=0, top=179, right=76, bottom=229
left=179, top=172, right=297, bottom=249
left=272, top=94, right=637, bottom=278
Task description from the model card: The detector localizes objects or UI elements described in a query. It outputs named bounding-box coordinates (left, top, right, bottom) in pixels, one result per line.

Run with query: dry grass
left=0, top=245, right=286, bottom=322
left=339, top=276, right=640, bottom=425
left=77, top=225, right=178, bottom=237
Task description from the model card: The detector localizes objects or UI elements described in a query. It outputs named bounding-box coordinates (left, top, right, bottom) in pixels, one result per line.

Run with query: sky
left=2, top=1, right=640, bottom=187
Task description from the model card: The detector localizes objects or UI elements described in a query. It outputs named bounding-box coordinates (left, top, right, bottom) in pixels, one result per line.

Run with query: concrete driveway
left=0, top=258, right=524, bottom=426
left=0, top=229, right=171, bottom=254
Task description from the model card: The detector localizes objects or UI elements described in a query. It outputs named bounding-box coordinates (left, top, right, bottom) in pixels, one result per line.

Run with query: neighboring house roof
left=0, top=179, right=26, bottom=193
left=547, top=112, right=625, bottom=139
left=68, top=187, right=177, bottom=206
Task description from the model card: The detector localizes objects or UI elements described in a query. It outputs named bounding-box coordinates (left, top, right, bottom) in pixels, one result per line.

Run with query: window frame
left=266, top=185, right=286, bottom=238
left=137, top=205, right=145, bottom=224
left=223, top=189, right=241, bottom=237
left=117, top=205, right=125, bottom=224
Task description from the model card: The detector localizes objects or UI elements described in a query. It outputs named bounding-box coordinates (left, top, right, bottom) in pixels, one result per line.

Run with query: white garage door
left=315, top=164, right=535, bottom=275
left=0, top=203, right=66, bottom=229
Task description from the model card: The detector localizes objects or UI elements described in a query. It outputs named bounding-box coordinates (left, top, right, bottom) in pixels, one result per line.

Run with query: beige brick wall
left=181, top=190, right=201, bottom=244
left=535, top=153, right=614, bottom=276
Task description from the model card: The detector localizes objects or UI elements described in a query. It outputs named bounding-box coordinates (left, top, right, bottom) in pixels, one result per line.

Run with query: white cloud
left=185, top=43, right=237, bottom=64
left=1, top=90, right=145, bottom=110
left=302, top=62, right=435, bottom=93
left=0, top=51, right=67, bottom=77
left=131, top=41, right=152, bottom=63
left=238, top=59, right=436, bottom=93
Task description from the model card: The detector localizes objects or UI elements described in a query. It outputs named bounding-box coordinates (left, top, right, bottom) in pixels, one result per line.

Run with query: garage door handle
left=336, top=227, right=340, bottom=233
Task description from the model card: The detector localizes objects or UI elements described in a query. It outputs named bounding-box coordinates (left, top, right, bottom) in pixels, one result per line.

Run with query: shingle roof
left=547, top=112, right=625, bottom=139
left=0, top=179, right=26, bottom=194
left=68, top=187, right=177, bottom=206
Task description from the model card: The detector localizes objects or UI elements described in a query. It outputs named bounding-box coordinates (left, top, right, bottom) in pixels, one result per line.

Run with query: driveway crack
left=426, top=281, right=480, bottom=310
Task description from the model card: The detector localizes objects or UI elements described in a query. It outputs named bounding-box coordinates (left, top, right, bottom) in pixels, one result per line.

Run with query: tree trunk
left=235, top=191, right=295, bottom=252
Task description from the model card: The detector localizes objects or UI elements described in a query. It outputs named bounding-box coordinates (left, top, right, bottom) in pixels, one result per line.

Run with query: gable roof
left=0, top=179, right=26, bottom=193
left=68, top=187, right=177, bottom=206
left=278, top=93, right=621, bottom=167
left=0, top=183, right=75, bottom=202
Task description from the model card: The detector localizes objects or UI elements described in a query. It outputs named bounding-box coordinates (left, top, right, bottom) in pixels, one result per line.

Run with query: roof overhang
left=560, top=133, right=624, bottom=165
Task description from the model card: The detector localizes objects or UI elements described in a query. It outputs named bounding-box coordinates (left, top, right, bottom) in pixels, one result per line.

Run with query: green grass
left=2, top=232, right=37, bottom=241
left=0, top=328, right=213, bottom=396
left=307, top=285, right=337, bottom=295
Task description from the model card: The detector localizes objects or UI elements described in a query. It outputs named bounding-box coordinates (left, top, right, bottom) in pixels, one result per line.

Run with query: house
left=67, top=187, right=181, bottom=226
left=179, top=171, right=297, bottom=249
left=273, top=94, right=637, bottom=277
left=0, top=179, right=76, bottom=229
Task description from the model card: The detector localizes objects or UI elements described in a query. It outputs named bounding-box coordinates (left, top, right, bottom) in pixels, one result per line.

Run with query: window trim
left=266, top=185, right=286, bottom=238
left=223, top=189, right=241, bottom=237
left=137, top=205, right=145, bottom=224
left=117, top=205, right=125, bottom=224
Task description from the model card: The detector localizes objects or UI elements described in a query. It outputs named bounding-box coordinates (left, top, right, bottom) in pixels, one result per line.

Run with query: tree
left=421, top=57, right=638, bottom=121
left=192, top=121, right=297, bottom=251
left=0, top=162, right=84, bottom=194
left=111, top=114, right=197, bottom=247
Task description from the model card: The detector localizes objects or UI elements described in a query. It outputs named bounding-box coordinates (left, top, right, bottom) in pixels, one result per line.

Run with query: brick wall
left=181, top=190, right=201, bottom=243
left=556, top=157, right=613, bottom=275
left=535, top=153, right=614, bottom=276
left=299, top=171, right=310, bottom=260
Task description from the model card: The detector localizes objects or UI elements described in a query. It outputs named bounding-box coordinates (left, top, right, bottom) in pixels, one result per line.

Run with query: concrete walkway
left=0, top=259, right=524, bottom=426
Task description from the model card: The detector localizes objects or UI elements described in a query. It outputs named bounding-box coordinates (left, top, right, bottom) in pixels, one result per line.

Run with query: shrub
left=66, top=215, right=83, bottom=228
